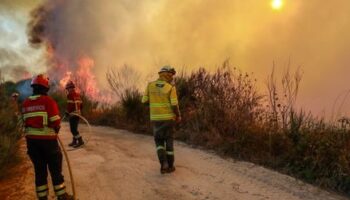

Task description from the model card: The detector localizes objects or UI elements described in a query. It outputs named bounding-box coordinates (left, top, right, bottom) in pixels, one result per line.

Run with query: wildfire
left=28, top=0, right=112, bottom=104
left=57, top=56, right=100, bottom=101
left=59, top=71, right=72, bottom=90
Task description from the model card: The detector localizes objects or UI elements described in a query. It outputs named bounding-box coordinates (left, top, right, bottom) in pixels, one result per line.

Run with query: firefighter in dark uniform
left=142, top=66, right=181, bottom=174
left=22, top=74, right=73, bottom=200
left=65, top=81, right=84, bottom=148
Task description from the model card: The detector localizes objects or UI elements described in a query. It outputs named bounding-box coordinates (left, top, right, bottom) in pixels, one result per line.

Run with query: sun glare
left=271, top=0, right=283, bottom=10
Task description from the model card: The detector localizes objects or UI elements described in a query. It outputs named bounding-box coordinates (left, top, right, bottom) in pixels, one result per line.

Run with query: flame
left=28, top=3, right=113, bottom=104
left=76, top=56, right=99, bottom=98
left=56, top=56, right=100, bottom=101
left=59, top=71, right=72, bottom=89
left=45, top=42, right=112, bottom=103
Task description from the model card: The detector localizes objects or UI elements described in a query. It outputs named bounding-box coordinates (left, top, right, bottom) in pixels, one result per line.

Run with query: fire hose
left=62, top=112, right=92, bottom=146
left=58, top=113, right=92, bottom=200
left=58, top=136, right=77, bottom=200
left=19, top=113, right=91, bottom=199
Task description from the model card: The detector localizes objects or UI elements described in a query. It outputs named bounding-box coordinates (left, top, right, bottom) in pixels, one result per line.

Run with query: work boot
left=167, top=166, right=176, bottom=173
left=73, top=137, right=84, bottom=148
left=160, top=167, right=168, bottom=174
left=160, top=161, right=169, bottom=174
left=57, top=193, right=74, bottom=200
left=68, top=138, right=77, bottom=147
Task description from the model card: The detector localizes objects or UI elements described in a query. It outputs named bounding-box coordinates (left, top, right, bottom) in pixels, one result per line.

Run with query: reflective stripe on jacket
left=22, top=95, right=61, bottom=140
left=142, top=79, right=179, bottom=121
left=67, top=90, right=82, bottom=114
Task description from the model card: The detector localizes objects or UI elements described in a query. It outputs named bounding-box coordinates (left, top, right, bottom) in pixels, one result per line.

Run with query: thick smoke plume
left=0, top=0, right=43, bottom=81
left=28, top=0, right=102, bottom=98
left=24, top=0, right=350, bottom=113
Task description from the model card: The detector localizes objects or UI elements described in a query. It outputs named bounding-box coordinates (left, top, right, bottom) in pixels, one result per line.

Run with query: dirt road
left=9, top=123, right=350, bottom=200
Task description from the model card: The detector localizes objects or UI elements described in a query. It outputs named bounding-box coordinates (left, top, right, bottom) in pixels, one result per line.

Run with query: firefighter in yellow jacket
left=142, top=66, right=181, bottom=174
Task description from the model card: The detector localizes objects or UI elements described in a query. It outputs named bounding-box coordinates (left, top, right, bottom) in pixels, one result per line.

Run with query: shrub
left=0, top=73, right=21, bottom=177
left=96, top=62, right=350, bottom=195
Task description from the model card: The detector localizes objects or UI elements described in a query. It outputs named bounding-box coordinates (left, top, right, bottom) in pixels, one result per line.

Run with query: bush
left=0, top=74, right=22, bottom=177
left=96, top=63, right=350, bottom=195
left=175, top=62, right=263, bottom=151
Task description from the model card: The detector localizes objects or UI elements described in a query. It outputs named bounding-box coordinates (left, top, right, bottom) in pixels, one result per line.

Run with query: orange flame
left=45, top=42, right=112, bottom=103
left=59, top=71, right=72, bottom=89
left=76, top=56, right=99, bottom=99
left=57, top=56, right=100, bottom=101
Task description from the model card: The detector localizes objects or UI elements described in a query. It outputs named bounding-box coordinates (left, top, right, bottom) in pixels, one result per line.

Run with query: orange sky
left=1, top=0, right=350, bottom=117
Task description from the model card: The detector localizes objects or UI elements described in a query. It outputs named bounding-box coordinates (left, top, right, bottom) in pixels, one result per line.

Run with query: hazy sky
left=0, top=0, right=44, bottom=79
left=1, top=0, right=350, bottom=117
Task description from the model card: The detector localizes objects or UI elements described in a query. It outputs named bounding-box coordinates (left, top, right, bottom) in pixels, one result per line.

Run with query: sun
left=271, top=0, right=283, bottom=10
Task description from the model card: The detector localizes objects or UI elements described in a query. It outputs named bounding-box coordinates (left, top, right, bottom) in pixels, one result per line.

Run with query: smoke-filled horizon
left=1, top=0, right=350, bottom=116
left=0, top=0, right=44, bottom=80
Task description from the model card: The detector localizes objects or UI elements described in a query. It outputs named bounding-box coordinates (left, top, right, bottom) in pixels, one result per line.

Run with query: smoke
left=0, top=0, right=44, bottom=81
left=0, top=64, right=31, bottom=81
left=15, top=79, right=32, bottom=100
left=24, top=0, right=350, bottom=113
left=0, top=48, right=31, bottom=80
left=27, top=0, right=104, bottom=99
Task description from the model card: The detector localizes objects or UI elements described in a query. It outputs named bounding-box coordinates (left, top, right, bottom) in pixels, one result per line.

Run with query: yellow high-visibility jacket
left=142, top=79, right=179, bottom=121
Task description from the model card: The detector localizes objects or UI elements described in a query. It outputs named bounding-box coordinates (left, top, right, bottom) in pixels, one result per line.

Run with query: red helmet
left=65, top=81, right=75, bottom=89
left=31, top=74, right=49, bottom=88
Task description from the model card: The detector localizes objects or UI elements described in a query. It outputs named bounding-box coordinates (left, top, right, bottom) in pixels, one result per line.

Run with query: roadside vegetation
left=0, top=72, right=22, bottom=177
left=4, top=62, right=348, bottom=195
left=89, top=62, right=350, bottom=195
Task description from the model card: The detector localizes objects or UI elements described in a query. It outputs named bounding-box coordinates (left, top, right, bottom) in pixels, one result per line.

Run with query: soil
left=0, top=123, right=348, bottom=200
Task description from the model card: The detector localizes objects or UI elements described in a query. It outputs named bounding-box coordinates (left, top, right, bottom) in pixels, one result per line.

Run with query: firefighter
left=22, top=74, right=73, bottom=200
left=142, top=66, right=181, bottom=174
left=65, top=81, right=84, bottom=148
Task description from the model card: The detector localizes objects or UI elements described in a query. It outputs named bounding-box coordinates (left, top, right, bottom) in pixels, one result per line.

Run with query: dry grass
left=79, top=63, right=350, bottom=195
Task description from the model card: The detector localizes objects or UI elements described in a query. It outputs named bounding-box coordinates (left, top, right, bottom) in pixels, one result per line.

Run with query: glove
left=54, top=126, right=61, bottom=134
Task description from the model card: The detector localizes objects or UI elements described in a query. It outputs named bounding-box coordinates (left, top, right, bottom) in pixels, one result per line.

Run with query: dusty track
left=2, top=123, right=348, bottom=200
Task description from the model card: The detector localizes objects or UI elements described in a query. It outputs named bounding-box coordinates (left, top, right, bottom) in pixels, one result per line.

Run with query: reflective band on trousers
left=37, top=190, right=48, bottom=197
left=166, top=151, right=174, bottom=155
left=157, top=146, right=165, bottom=151
left=54, top=183, right=65, bottom=190
left=36, top=184, right=48, bottom=197
left=36, top=184, right=48, bottom=191
left=55, top=189, right=66, bottom=196
left=54, top=183, right=66, bottom=196
left=74, top=134, right=82, bottom=139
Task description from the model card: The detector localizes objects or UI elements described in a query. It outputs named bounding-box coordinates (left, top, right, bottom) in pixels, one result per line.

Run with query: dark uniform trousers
left=69, top=115, right=81, bottom=139
left=27, top=139, right=66, bottom=196
left=153, top=121, right=175, bottom=168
